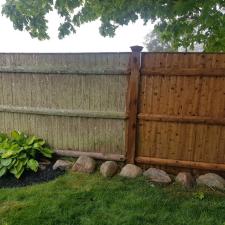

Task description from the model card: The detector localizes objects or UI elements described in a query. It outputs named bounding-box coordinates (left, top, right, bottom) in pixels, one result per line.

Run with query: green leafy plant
left=193, top=191, right=205, bottom=200
left=0, top=131, right=53, bottom=179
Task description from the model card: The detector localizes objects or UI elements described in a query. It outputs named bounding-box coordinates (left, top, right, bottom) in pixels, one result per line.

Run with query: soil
left=0, top=160, right=65, bottom=188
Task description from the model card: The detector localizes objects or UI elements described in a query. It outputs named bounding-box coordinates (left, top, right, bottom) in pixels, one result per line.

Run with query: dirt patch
left=0, top=162, right=65, bottom=188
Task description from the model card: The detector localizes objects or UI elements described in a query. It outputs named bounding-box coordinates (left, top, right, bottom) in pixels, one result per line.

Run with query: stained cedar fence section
left=132, top=51, right=225, bottom=171
left=0, top=51, right=224, bottom=171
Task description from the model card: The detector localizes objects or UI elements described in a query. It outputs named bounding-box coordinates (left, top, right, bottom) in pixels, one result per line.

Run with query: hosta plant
left=0, top=131, right=53, bottom=179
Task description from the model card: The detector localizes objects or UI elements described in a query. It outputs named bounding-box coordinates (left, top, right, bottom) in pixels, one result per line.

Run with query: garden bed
left=0, top=161, right=64, bottom=188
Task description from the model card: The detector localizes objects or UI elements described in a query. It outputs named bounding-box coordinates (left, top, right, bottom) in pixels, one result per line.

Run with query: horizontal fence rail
left=0, top=105, right=128, bottom=119
left=138, top=114, right=225, bottom=126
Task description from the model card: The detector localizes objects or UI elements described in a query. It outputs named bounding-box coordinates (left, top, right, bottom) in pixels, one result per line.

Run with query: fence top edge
left=142, top=52, right=225, bottom=55
left=0, top=52, right=131, bottom=55
left=1, top=52, right=225, bottom=56
left=1, top=52, right=225, bottom=55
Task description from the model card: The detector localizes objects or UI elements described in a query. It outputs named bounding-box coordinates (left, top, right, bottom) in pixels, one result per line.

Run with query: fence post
left=126, top=45, right=143, bottom=164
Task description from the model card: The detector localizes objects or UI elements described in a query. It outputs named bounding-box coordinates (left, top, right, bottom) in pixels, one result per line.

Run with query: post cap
left=130, top=45, right=143, bottom=52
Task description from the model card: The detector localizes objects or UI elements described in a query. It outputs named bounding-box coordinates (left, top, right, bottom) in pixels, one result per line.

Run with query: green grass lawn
left=0, top=172, right=225, bottom=225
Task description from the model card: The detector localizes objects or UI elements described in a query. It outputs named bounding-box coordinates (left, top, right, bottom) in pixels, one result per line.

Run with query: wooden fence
left=0, top=50, right=224, bottom=171
left=0, top=53, right=129, bottom=160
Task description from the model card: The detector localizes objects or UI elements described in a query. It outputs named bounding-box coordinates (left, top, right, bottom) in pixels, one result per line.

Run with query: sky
left=0, top=1, right=153, bottom=53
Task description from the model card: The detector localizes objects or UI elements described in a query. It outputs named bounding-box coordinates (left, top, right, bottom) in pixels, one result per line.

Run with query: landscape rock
left=100, top=161, right=118, bottom=177
left=197, top=173, right=225, bottom=190
left=39, top=159, right=51, bottom=171
left=143, top=168, right=171, bottom=184
left=119, top=164, right=142, bottom=178
left=53, top=160, right=73, bottom=171
left=175, top=172, right=195, bottom=188
left=72, top=156, right=96, bottom=173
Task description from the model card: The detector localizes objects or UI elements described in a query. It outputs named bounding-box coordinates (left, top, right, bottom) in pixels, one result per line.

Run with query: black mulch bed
left=0, top=161, right=65, bottom=189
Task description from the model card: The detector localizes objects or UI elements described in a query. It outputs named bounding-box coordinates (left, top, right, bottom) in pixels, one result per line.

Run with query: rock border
left=54, top=155, right=225, bottom=191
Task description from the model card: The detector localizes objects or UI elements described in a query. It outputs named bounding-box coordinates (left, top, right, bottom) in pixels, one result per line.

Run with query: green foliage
left=2, top=0, right=225, bottom=51
left=0, top=131, right=53, bottom=179
left=193, top=191, right=205, bottom=200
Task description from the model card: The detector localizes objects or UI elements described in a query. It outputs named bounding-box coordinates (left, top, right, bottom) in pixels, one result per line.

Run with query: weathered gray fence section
left=0, top=53, right=130, bottom=156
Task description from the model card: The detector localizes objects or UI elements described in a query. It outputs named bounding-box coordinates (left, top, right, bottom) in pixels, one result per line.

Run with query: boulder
left=175, top=172, right=195, bottom=188
left=72, top=156, right=96, bottom=173
left=39, top=159, right=51, bottom=171
left=53, top=160, right=73, bottom=171
left=143, top=168, right=171, bottom=184
left=119, top=164, right=142, bottom=178
left=197, top=173, right=225, bottom=190
left=100, top=161, right=118, bottom=177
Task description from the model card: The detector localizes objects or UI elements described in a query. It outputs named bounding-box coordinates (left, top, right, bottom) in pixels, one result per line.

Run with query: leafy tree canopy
left=2, top=0, right=225, bottom=51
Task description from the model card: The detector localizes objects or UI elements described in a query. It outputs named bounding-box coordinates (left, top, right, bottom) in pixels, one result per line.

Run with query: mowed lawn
left=0, top=172, right=225, bottom=225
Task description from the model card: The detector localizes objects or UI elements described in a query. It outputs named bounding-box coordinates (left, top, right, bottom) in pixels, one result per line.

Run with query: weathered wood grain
left=55, top=149, right=125, bottom=161
left=0, top=53, right=129, bottom=155
left=0, top=105, right=128, bottom=119
left=0, top=53, right=130, bottom=75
